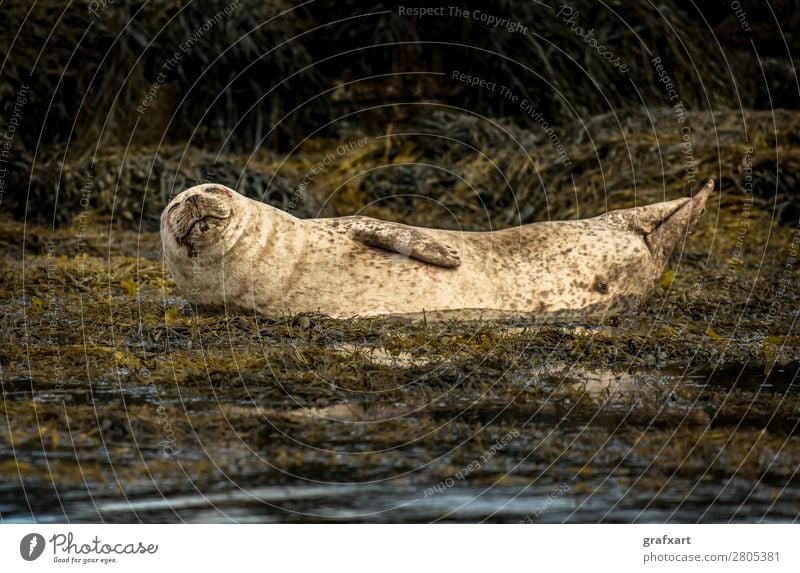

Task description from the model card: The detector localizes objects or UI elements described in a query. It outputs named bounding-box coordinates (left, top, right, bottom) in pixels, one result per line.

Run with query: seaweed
left=1, top=0, right=798, bottom=523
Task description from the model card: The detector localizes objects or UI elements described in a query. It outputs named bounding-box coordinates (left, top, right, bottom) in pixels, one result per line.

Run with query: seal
left=161, top=179, right=714, bottom=320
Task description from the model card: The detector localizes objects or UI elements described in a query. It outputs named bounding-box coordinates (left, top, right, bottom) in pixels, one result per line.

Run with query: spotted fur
left=161, top=181, right=714, bottom=321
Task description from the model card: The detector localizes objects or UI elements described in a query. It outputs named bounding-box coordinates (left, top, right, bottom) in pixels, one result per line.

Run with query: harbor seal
left=160, top=179, right=714, bottom=320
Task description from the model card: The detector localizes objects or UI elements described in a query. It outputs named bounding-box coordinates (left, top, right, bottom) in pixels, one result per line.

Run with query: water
left=2, top=363, right=798, bottom=523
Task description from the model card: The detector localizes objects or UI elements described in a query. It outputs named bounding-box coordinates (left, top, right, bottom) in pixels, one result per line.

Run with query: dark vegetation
left=0, top=0, right=798, bottom=522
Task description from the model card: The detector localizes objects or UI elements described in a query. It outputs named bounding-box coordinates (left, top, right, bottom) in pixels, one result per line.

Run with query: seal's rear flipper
left=598, top=180, right=714, bottom=235
left=599, top=179, right=714, bottom=272
left=349, top=219, right=461, bottom=268
left=645, top=179, right=714, bottom=270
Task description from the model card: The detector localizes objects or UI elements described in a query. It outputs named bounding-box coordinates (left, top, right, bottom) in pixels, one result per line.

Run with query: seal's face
left=161, top=184, right=241, bottom=257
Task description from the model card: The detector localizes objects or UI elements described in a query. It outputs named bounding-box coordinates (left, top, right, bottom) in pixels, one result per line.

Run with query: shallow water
left=5, top=480, right=798, bottom=523
left=2, top=365, right=798, bottom=523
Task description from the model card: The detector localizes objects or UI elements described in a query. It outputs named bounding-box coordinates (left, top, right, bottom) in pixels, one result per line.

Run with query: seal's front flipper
left=348, top=220, right=461, bottom=268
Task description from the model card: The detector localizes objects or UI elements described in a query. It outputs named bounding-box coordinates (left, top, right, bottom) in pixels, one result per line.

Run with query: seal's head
left=161, top=183, right=247, bottom=258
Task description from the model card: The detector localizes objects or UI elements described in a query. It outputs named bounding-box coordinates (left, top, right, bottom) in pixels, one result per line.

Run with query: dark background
left=1, top=0, right=798, bottom=228
left=1, top=1, right=799, bottom=524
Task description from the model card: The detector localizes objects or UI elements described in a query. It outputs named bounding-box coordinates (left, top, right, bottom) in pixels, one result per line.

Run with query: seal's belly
left=277, top=222, right=654, bottom=318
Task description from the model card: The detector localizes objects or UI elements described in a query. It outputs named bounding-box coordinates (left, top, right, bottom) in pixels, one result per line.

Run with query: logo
left=20, top=533, right=46, bottom=561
